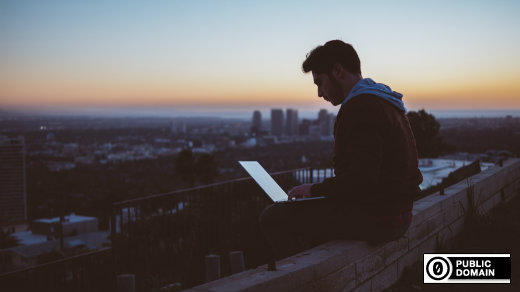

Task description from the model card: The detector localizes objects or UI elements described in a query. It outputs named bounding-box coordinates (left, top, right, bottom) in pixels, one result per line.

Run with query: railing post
left=117, top=274, right=135, bottom=292
left=205, top=254, right=221, bottom=282
left=110, top=208, right=116, bottom=243
left=229, top=251, right=245, bottom=274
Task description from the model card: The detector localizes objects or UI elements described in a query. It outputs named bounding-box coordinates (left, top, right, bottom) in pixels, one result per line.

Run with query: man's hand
left=288, top=183, right=313, bottom=200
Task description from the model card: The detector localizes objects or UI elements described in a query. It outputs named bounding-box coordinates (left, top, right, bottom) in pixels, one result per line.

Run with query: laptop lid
left=238, top=161, right=288, bottom=202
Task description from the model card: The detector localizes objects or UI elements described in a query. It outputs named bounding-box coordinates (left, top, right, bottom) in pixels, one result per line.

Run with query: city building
left=285, top=109, right=299, bottom=136
left=0, top=136, right=27, bottom=223
left=251, top=110, right=262, bottom=135
left=309, top=124, right=322, bottom=138
left=171, top=120, right=187, bottom=135
left=318, top=109, right=331, bottom=136
left=270, top=109, right=284, bottom=137
left=31, top=213, right=99, bottom=238
left=1, top=231, right=109, bottom=272
left=298, top=119, right=311, bottom=136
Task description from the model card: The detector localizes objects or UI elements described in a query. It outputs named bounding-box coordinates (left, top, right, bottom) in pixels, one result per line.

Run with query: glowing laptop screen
left=238, top=161, right=288, bottom=202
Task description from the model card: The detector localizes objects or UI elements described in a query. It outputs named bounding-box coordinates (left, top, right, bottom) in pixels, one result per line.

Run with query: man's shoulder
left=344, top=94, right=404, bottom=117
left=338, top=94, right=403, bottom=130
left=347, top=93, right=391, bottom=107
left=340, top=94, right=388, bottom=115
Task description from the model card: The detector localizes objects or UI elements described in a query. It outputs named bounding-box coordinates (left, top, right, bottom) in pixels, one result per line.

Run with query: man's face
left=312, top=71, right=344, bottom=106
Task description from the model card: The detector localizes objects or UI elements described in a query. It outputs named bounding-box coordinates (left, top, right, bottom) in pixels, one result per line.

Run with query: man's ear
left=331, top=63, right=344, bottom=79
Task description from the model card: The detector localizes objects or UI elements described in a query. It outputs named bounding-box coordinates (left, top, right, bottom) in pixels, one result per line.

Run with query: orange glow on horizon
left=1, top=72, right=519, bottom=110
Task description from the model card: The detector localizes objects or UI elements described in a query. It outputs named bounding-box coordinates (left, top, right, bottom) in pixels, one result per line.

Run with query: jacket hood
left=342, top=78, right=406, bottom=112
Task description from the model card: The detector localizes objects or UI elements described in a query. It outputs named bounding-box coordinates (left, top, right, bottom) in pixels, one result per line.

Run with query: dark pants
left=258, top=198, right=410, bottom=260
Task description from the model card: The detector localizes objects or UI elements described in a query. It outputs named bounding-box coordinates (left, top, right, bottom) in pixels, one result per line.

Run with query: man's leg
left=258, top=199, right=342, bottom=260
left=259, top=201, right=413, bottom=258
left=366, top=211, right=413, bottom=244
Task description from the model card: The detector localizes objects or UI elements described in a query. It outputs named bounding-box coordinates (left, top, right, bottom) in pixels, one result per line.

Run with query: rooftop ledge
left=185, top=158, right=520, bottom=292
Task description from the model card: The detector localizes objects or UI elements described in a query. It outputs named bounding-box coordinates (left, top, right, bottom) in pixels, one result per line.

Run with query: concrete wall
left=186, top=159, right=520, bottom=292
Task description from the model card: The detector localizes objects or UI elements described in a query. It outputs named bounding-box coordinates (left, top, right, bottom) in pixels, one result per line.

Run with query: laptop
left=238, top=161, right=325, bottom=203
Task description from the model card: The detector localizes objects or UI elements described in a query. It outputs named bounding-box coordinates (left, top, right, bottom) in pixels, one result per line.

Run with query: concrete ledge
left=189, top=241, right=373, bottom=292
left=185, top=159, right=520, bottom=292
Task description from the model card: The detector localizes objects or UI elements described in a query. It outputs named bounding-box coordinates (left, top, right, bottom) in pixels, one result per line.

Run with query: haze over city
left=1, top=0, right=520, bottom=117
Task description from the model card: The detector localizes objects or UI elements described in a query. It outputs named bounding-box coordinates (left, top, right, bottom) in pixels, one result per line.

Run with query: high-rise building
left=285, top=109, right=299, bottom=136
left=0, top=136, right=27, bottom=223
left=318, top=109, right=328, bottom=123
left=270, top=109, right=284, bottom=137
left=299, top=119, right=311, bottom=136
left=251, top=110, right=262, bottom=135
left=171, top=120, right=187, bottom=135
left=318, top=109, right=331, bottom=136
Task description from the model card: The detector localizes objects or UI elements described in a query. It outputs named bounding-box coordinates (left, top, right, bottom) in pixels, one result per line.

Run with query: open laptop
left=238, top=161, right=325, bottom=203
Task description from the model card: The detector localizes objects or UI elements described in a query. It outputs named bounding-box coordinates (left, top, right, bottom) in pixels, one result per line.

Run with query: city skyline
left=1, top=0, right=520, bottom=114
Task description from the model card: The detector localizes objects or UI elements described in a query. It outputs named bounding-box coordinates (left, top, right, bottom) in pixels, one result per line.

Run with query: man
left=259, top=40, right=422, bottom=259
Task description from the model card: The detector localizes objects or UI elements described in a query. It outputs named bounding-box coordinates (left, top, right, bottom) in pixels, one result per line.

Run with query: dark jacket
left=311, top=94, right=423, bottom=215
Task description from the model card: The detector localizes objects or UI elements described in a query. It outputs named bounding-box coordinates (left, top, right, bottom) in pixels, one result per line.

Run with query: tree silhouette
left=194, top=153, right=218, bottom=183
left=0, top=229, right=19, bottom=249
left=175, top=149, right=195, bottom=186
left=407, top=109, right=443, bottom=157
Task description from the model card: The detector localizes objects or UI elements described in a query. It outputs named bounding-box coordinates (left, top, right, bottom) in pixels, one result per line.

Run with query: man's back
left=312, top=94, right=423, bottom=215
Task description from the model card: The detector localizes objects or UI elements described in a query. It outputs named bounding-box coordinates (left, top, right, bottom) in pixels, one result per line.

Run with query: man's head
left=302, top=40, right=362, bottom=105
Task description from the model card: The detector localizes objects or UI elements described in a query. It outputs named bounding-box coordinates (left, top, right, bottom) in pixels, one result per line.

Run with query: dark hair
left=302, top=40, right=361, bottom=75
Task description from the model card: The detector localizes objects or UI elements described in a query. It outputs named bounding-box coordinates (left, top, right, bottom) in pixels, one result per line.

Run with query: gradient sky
left=1, top=0, right=520, bottom=115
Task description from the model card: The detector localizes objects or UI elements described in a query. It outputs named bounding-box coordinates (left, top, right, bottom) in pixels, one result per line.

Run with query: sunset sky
left=1, top=0, right=519, bottom=116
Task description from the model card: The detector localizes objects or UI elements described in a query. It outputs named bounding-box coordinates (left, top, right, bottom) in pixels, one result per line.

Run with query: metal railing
left=1, top=161, right=487, bottom=291
left=0, top=167, right=333, bottom=292
left=110, top=167, right=332, bottom=290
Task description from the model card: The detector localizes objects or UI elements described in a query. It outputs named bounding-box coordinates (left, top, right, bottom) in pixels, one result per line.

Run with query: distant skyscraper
left=0, top=136, right=27, bottom=223
left=285, top=109, right=298, bottom=136
left=299, top=119, right=311, bottom=136
left=270, top=109, right=284, bottom=137
left=171, top=120, right=187, bottom=135
left=251, top=110, right=262, bottom=135
left=318, top=109, right=331, bottom=136
left=318, top=109, right=328, bottom=123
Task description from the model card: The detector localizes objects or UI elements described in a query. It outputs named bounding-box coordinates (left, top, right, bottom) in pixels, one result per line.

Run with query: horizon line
left=2, top=107, right=520, bottom=120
